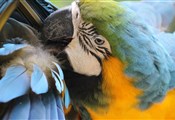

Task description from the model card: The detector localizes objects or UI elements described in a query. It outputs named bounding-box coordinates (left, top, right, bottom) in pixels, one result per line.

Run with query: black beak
left=41, top=6, right=73, bottom=50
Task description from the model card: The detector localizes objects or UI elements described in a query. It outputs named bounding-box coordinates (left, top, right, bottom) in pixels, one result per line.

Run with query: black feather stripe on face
left=64, top=70, right=108, bottom=108
left=56, top=51, right=73, bottom=71
left=78, top=21, right=111, bottom=60
left=57, top=51, right=108, bottom=108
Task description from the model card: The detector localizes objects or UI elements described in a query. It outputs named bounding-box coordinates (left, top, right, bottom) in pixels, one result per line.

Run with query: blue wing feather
left=49, top=92, right=59, bottom=119
left=29, top=94, right=46, bottom=119
left=29, top=92, right=65, bottom=119
left=2, top=109, right=10, bottom=120
left=31, top=64, right=49, bottom=94
left=0, top=65, right=30, bottom=102
left=42, top=93, right=51, bottom=119
left=51, top=69, right=64, bottom=93
left=0, top=44, right=27, bottom=56
left=64, top=87, right=71, bottom=109
left=53, top=62, right=64, bottom=80
left=8, top=95, right=30, bottom=119
left=54, top=94, right=65, bottom=120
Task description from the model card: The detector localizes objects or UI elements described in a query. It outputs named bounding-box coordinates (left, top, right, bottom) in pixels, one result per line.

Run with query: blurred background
left=50, top=0, right=72, bottom=8
left=49, top=0, right=139, bottom=7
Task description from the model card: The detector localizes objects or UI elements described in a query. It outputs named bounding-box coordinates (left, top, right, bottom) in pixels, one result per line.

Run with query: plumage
left=8, top=95, right=31, bottom=119
left=78, top=0, right=175, bottom=108
left=53, top=61, right=64, bottom=80
left=51, top=69, right=64, bottom=93
left=157, top=32, right=175, bottom=62
left=86, top=57, right=175, bottom=119
left=29, top=94, right=46, bottom=119
left=51, top=95, right=64, bottom=120
left=0, top=43, right=27, bottom=56
left=31, top=64, right=49, bottom=94
left=0, top=65, right=30, bottom=103
left=56, top=95, right=65, bottom=119
left=41, top=0, right=175, bottom=119
left=64, top=86, right=71, bottom=109
left=0, top=37, right=67, bottom=118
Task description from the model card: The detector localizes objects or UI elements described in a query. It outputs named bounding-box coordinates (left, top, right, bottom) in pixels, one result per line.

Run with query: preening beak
left=41, top=6, right=73, bottom=50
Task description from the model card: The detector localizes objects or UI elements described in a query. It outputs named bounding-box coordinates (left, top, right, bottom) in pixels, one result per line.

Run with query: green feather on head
left=77, top=0, right=132, bottom=60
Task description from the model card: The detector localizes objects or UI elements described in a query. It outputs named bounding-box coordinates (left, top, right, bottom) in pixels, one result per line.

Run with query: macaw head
left=42, top=1, right=115, bottom=76
left=41, top=0, right=120, bottom=109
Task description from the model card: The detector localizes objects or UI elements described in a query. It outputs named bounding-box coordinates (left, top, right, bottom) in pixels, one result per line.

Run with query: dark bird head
left=41, top=2, right=111, bottom=76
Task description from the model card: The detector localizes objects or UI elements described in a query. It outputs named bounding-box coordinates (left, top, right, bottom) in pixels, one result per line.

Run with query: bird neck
left=86, top=57, right=141, bottom=114
left=102, top=57, right=141, bottom=100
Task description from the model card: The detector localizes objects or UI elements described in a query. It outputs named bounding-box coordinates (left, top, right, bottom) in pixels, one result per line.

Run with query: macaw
left=0, top=19, right=70, bottom=119
left=41, top=0, right=175, bottom=119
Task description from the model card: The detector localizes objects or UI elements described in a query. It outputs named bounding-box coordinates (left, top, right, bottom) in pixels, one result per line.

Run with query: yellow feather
left=86, top=57, right=175, bottom=119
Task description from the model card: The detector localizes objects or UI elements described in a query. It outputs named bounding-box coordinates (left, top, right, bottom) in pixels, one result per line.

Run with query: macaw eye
left=95, top=38, right=105, bottom=45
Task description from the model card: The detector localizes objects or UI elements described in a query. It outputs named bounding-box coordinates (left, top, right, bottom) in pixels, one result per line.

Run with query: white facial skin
left=65, top=2, right=111, bottom=76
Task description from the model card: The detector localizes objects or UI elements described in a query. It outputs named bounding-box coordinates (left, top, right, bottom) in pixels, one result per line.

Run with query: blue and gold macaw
left=41, top=0, right=175, bottom=119
left=1, top=0, right=175, bottom=119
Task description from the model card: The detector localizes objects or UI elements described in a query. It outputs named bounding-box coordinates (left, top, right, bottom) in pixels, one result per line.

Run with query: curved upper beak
left=41, top=5, right=73, bottom=49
